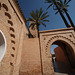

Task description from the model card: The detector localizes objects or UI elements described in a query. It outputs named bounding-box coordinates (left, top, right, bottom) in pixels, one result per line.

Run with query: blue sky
left=18, top=0, right=75, bottom=31
left=18, top=0, right=75, bottom=54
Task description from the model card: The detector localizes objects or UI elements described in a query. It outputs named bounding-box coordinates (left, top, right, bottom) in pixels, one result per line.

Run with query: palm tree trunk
left=37, top=24, right=39, bottom=38
left=63, top=8, right=74, bottom=27
left=54, top=2, right=70, bottom=28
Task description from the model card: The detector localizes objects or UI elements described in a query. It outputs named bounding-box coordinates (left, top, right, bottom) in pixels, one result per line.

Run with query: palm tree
left=57, top=0, right=74, bottom=27
left=27, top=8, right=49, bottom=37
left=45, top=0, right=70, bottom=27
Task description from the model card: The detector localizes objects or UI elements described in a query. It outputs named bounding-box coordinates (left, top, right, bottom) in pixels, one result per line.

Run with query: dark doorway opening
left=51, top=40, right=75, bottom=75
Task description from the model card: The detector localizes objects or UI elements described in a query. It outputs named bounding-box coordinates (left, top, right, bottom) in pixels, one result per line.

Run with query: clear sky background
left=18, top=0, right=75, bottom=31
left=17, top=0, right=75, bottom=54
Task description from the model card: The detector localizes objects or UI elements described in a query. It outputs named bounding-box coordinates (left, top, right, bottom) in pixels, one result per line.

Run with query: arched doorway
left=0, top=30, right=6, bottom=62
left=40, top=28, right=75, bottom=75
left=50, top=40, right=75, bottom=75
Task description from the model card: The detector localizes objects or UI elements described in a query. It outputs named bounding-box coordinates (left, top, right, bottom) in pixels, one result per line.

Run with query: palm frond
left=40, top=15, right=49, bottom=20
left=60, top=0, right=63, bottom=4
left=42, top=20, right=50, bottom=22
left=41, top=12, right=48, bottom=18
left=36, top=9, right=39, bottom=18
left=41, top=22, right=46, bottom=27
left=45, top=0, right=52, bottom=3
left=66, top=5, right=69, bottom=7
left=29, top=23, right=35, bottom=29
left=46, top=3, right=53, bottom=10
left=57, top=1, right=62, bottom=7
left=66, top=0, right=71, bottom=5
left=26, top=18, right=34, bottom=22
left=64, top=0, right=67, bottom=4
left=53, top=5, right=57, bottom=10
left=30, top=10, right=36, bottom=19
left=55, top=11, right=59, bottom=14
left=39, top=8, right=43, bottom=18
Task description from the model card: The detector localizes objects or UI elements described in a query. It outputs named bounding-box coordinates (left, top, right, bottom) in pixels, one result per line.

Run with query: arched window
left=0, top=30, right=6, bottom=62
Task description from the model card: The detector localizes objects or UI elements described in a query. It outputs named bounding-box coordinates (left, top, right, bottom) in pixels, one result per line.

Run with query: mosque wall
left=0, top=0, right=29, bottom=75
left=20, top=38, right=42, bottom=75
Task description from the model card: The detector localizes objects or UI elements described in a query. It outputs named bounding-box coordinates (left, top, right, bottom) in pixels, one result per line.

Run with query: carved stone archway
left=39, top=28, right=75, bottom=75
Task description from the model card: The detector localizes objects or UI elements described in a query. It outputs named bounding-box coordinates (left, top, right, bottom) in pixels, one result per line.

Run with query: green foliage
left=45, top=0, right=71, bottom=14
left=57, top=0, right=74, bottom=28
left=45, top=0, right=55, bottom=10
left=56, top=0, right=71, bottom=13
left=27, top=8, right=49, bottom=30
left=45, top=0, right=71, bottom=27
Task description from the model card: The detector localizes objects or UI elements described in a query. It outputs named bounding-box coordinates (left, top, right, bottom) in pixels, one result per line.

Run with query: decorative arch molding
left=2, top=3, right=8, bottom=11
left=45, top=35, right=75, bottom=57
left=5, top=12, right=11, bottom=19
left=0, top=2, right=16, bottom=66
left=0, top=30, right=6, bottom=62
left=40, top=28, right=75, bottom=75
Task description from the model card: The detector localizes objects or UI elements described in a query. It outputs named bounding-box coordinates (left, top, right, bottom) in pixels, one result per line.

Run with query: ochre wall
left=54, top=46, right=68, bottom=63
left=20, top=38, right=42, bottom=75
left=39, top=28, right=75, bottom=75
left=0, top=0, right=29, bottom=75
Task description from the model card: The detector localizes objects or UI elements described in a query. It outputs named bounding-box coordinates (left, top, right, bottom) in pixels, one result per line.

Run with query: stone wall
left=0, top=0, right=29, bottom=75
left=20, top=38, right=42, bottom=75
left=54, top=46, right=68, bottom=63
left=39, top=28, right=75, bottom=75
